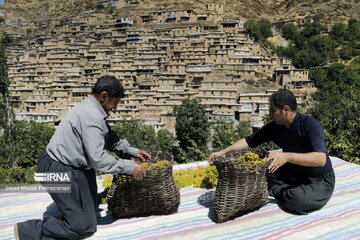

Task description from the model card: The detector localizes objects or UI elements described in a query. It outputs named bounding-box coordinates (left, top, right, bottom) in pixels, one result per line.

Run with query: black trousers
left=268, top=169, right=335, bottom=215
left=17, top=151, right=98, bottom=239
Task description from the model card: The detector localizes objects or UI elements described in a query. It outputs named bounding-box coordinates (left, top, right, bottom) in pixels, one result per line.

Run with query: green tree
left=339, top=45, right=358, bottom=60
left=300, top=21, right=326, bottom=38
left=307, top=35, right=336, bottom=57
left=156, top=129, right=176, bottom=154
left=112, top=119, right=158, bottom=152
left=330, top=22, right=347, bottom=44
left=244, top=18, right=273, bottom=41
left=0, top=38, right=16, bottom=167
left=309, top=68, right=327, bottom=88
left=0, top=32, right=13, bottom=46
left=281, top=23, right=298, bottom=40
left=347, top=19, right=360, bottom=41
left=310, top=63, right=360, bottom=164
left=212, top=121, right=251, bottom=150
left=0, top=121, right=54, bottom=168
left=326, top=63, right=358, bottom=85
left=174, top=99, right=210, bottom=159
left=350, top=56, right=360, bottom=71
left=275, top=46, right=297, bottom=59
left=14, top=121, right=54, bottom=167
left=292, top=33, right=307, bottom=49
left=0, top=45, right=8, bottom=97
left=293, top=49, right=324, bottom=68
left=176, top=139, right=208, bottom=163
left=244, top=19, right=261, bottom=41
left=257, top=19, right=273, bottom=39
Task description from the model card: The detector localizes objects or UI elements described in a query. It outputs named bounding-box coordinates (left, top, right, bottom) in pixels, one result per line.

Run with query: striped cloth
left=1, top=157, right=360, bottom=240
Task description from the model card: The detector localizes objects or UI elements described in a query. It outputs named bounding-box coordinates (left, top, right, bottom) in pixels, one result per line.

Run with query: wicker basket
left=106, top=152, right=180, bottom=218
left=213, top=150, right=268, bottom=223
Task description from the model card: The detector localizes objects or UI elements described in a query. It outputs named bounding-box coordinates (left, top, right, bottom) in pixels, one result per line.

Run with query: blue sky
left=0, top=0, right=4, bottom=4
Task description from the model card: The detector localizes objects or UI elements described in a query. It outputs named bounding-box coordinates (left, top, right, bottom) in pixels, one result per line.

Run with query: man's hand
left=267, top=152, right=288, bottom=173
left=208, top=151, right=225, bottom=165
left=132, top=163, right=146, bottom=180
left=137, top=150, right=151, bottom=162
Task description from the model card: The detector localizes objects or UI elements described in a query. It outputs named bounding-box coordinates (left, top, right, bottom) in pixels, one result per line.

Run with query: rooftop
left=0, top=157, right=359, bottom=239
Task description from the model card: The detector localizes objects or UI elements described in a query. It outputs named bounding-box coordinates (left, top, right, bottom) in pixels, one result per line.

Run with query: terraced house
left=3, top=0, right=315, bottom=134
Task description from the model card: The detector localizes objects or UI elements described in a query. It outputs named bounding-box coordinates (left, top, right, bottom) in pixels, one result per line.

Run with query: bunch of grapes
left=237, top=151, right=266, bottom=166
left=101, top=175, right=113, bottom=189
left=139, top=160, right=170, bottom=169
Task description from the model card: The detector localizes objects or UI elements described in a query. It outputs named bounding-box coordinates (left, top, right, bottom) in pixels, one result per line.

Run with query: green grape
left=140, top=160, right=170, bottom=169
left=101, top=175, right=113, bottom=189
left=237, top=151, right=267, bottom=169
left=151, top=160, right=170, bottom=168
left=173, top=166, right=218, bottom=189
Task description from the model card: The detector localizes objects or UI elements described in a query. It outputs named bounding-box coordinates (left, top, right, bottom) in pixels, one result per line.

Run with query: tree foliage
left=0, top=36, right=17, bottom=168
left=274, top=20, right=357, bottom=68
left=281, top=23, right=298, bottom=40
left=330, top=22, right=347, bottom=44
left=0, top=44, right=8, bottom=97
left=212, top=121, right=251, bottom=150
left=174, top=99, right=210, bottom=162
left=339, top=46, right=359, bottom=60
left=309, top=68, right=327, bottom=88
left=156, top=129, right=176, bottom=154
left=0, top=32, right=13, bottom=47
left=292, top=34, right=336, bottom=68
left=244, top=18, right=273, bottom=41
left=112, top=120, right=178, bottom=156
left=293, top=49, right=324, bottom=68
left=112, top=119, right=158, bottom=153
left=307, top=35, right=336, bottom=57
left=350, top=56, right=360, bottom=71
left=0, top=121, right=55, bottom=168
left=310, top=64, right=360, bottom=164
left=300, top=21, right=327, bottom=38
left=176, top=139, right=208, bottom=163
left=347, top=19, right=360, bottom=41
left=174, top=99, right=210, bottom=150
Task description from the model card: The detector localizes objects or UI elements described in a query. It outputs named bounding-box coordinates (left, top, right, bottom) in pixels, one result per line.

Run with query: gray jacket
left=46, top=95, right=138, bottom=174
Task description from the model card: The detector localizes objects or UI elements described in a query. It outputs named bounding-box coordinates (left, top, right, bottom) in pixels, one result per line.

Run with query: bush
left=0, top=166, right=36, bottom=184
left=0, top=120, right=55, bottom=168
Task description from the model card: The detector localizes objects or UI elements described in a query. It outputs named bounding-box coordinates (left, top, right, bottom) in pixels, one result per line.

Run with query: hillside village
left=1, top=0, right=315, bottom=134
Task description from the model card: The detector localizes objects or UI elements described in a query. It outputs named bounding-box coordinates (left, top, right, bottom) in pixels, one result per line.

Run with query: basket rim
left=214, top=150, right=268, bottom=165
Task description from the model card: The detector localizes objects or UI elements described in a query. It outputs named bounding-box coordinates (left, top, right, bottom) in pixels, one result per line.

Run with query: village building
left=4, top=4, right=315, bottom=134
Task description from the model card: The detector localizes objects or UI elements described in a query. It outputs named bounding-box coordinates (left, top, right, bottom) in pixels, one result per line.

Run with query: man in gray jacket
left=15, top=75, right=150, bottom=239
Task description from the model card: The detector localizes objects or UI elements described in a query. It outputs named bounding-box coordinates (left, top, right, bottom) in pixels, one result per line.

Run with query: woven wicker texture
left=106, top=152, right=180, bottom=218
left=213, top=150, right=268, bottom=223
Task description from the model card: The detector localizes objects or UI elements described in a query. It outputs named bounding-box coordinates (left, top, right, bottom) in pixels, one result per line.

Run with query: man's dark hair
left=91, top=75, right=125, bottom=99
left=270, top=89, right=297, bottom=111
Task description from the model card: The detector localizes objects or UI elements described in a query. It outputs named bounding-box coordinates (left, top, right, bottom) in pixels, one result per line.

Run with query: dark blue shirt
left=245, top=113, right=333, bottom=177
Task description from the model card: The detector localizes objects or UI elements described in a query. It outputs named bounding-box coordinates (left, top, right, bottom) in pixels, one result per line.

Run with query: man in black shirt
left=209, top=89, right=335, bottom=215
